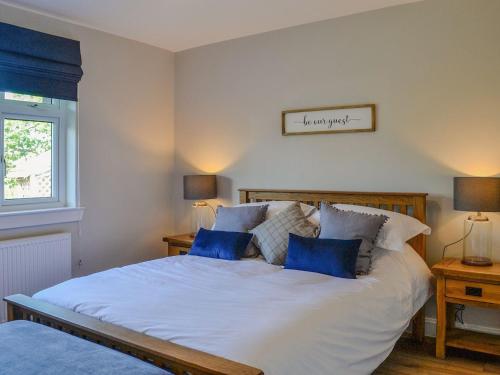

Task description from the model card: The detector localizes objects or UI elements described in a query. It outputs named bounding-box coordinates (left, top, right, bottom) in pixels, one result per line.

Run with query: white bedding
left=34, top=244, right=432, bottom=375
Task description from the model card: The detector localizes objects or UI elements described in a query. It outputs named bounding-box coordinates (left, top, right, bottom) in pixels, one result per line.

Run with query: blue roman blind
left=0, top=22, right=83, bottom=101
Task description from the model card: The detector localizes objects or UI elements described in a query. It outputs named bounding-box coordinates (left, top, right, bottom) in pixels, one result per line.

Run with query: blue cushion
left=189, top=228, right=253, bottom=260
left=285, top=233, right=362, bottom=279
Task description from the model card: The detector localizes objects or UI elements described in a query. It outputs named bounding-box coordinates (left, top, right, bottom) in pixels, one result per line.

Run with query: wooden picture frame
left=282, top=104, right=376, bottom=136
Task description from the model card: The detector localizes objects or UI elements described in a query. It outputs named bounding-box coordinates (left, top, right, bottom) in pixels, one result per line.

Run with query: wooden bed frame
left=239, top=189, right=428, bottom=344
left=4, top=189, right=428, bottom=375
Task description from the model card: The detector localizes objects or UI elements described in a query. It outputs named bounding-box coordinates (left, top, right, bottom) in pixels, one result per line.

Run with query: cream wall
left=1, top=0, right=499, bottom=333
left=175, top=0, right=500, bottom=329
left=0, top=3, right=175, bottom=275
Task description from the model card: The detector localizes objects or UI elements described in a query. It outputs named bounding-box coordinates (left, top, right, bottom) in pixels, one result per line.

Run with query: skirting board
left=424, top=317, right=500, bottom=338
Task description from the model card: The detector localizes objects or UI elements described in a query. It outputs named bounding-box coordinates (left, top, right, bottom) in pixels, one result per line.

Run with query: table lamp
left=454, top=177, right=500, bottom=266
left=183, top=175, right=217, bottom=236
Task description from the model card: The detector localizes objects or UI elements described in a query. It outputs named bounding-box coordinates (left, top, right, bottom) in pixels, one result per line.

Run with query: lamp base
left=192, top=201, right=208, bottom=207
left=462, top=256, right=492, bottom=267
left=468, top=212, right=489, bottom=222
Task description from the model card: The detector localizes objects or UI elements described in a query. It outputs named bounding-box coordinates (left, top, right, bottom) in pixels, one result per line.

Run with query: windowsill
left=0, top=207, right=85, bottom=230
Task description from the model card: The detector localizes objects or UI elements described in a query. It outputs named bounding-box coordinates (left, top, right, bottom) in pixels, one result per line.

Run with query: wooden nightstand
left=162, top=234, right=194, bottom=256
left=432, top=258, right=500, bottom=359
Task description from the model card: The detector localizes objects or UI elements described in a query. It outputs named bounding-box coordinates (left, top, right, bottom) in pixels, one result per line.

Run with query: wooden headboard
left=239, top=189, right=428, bottom=261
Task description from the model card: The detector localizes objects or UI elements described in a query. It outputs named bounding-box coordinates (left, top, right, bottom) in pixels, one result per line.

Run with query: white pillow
left=237, top=201, right=317, bottom=219
left=333, top=204, right=431, bottom=252
left=308, top=210, right=320, bottom=226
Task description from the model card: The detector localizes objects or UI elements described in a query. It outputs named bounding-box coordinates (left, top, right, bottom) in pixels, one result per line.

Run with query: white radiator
left=0, top=233, right=71, bottom=322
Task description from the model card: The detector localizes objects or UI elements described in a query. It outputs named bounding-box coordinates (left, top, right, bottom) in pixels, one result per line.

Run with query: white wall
left=175, top=0, right=500, bottom=328
left=0, top=3, right=175, bottom=275
left=1, top=0, right=499, bottom=333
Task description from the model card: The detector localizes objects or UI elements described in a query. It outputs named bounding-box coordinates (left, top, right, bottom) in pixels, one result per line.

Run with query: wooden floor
left=375, top=339, right=500, bottom=374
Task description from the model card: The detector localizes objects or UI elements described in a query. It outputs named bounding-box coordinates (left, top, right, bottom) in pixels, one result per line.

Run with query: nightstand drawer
left=446, top=279, right=500, bottom=304
left=168, top=245, right=190, bottom=257
left=163, top=234, right=193, bottom=257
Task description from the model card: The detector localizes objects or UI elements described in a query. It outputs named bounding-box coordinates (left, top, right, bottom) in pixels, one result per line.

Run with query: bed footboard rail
left=4, top=294, right=263, bottom=375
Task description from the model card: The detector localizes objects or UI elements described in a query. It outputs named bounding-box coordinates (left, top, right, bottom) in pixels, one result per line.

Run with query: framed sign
left=282, top=104, right=376, bottom=136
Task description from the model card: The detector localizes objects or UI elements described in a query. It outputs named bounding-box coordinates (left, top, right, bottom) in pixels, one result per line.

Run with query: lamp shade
left=183, top=175, right=217, bottom=200
left=454, top=177, right=500, bottom=212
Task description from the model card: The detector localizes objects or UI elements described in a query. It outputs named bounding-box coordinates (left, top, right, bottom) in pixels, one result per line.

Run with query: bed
left=4, top=189, right=432, bottom=375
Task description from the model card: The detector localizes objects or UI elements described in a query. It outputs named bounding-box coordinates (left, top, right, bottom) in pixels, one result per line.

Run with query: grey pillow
left=319, top=203, right=387, bottom=275
left=213, top=205, right=268, bottom=257
left=251, top=202, right=318, bottom=265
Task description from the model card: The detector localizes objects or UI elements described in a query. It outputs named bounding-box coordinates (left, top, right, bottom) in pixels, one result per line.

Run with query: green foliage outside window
left=4, top=92, right=46, bottom=103
left=4, top=119, right=52, bottom=189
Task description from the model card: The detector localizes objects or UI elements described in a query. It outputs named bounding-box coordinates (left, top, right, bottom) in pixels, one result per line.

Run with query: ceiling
left=1, top=0, right=420, bottom=52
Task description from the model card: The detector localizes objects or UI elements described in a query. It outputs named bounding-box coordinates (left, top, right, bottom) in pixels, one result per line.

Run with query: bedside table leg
left=447, top=303, right=455, bottom=330
left=436, top=276, right=446, bottom=359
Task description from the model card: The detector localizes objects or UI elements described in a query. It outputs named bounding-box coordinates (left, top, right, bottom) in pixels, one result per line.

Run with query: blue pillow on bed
left=285, top=233, right=362, bottom=279
left=190, top=228, right=253, bottom=260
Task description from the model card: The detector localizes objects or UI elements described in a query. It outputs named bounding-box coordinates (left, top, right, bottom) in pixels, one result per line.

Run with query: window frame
left=0, top=92, right=60, bottom=110
left=0, top=92, right=68, bottom=211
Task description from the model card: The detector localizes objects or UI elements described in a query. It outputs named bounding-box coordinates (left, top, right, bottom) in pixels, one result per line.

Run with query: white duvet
left=34, top=244, right=432, bottom=375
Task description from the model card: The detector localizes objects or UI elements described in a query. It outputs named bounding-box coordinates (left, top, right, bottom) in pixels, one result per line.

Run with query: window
left=3, top=117, right=56, bottom=200
left=4, top=92, right=53, bottom=105
left=0, top=92, right=77, bottom=211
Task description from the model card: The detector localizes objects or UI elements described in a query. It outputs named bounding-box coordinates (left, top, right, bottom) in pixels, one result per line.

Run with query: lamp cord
left=455, top=304, right=465, bottom=324
left=442, top=222, right=475, bottom=326
left=442, top=222, right=475, bottom=259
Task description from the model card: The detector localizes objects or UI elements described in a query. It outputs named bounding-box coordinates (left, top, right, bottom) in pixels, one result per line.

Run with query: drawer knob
left=465, top=286, right=482, bottom=297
